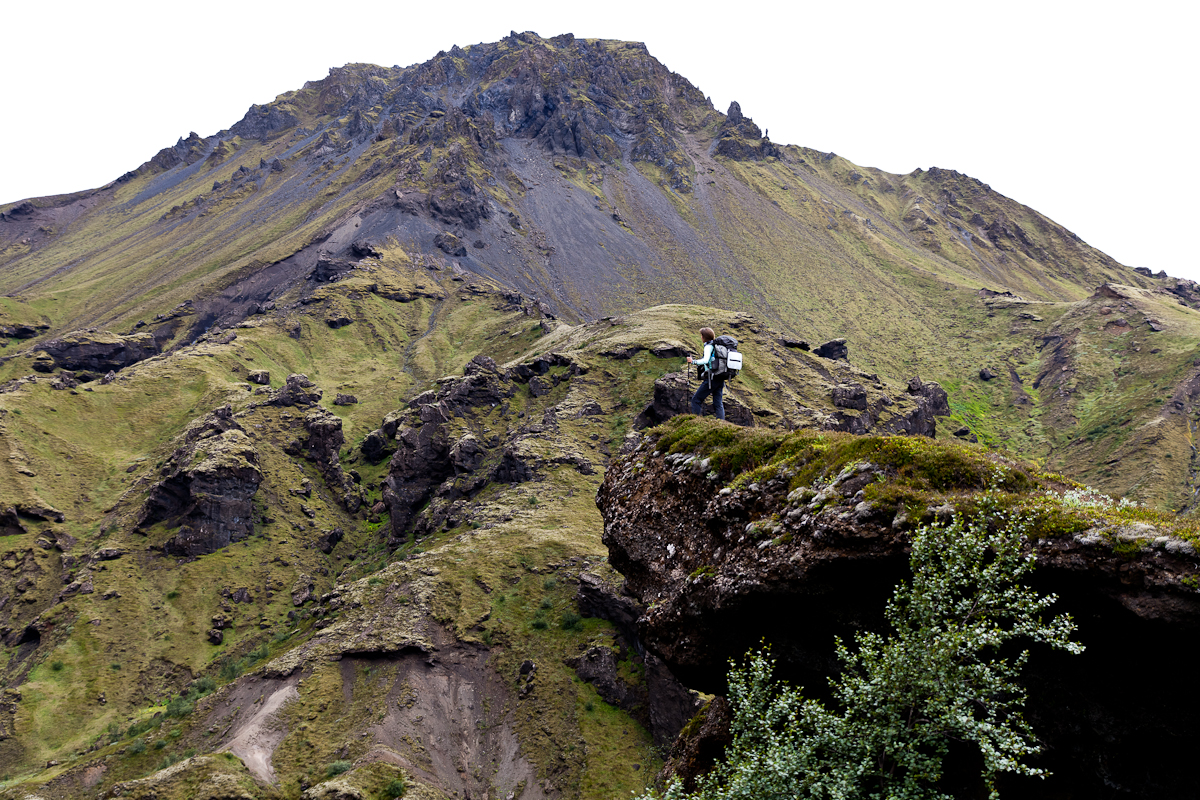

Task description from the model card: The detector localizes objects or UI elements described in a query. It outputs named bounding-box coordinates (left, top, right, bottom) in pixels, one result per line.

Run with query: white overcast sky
left=2, top=0, right=1195, bottom=280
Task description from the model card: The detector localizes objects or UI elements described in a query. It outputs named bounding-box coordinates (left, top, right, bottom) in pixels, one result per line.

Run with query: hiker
left=687, top=327, right=726, bottom=420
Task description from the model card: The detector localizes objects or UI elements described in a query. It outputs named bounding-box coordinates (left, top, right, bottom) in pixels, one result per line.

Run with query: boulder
left=139, top=408, right=262, bottom=556
left=35, top=330, right=158, bottom=374
left=905, top=377, right=951, bottom=417
left=814, top=338, right=849, bottom=361
left=49, top=372, right=79, bottom=391
left=360, top=429, right=393, bottom=464
left=292, top=574, right=315, bottom=605
left=270, top=374, right=323, bottom=407
left=310, top=257, right=355, bottom=282
left=831, top=383, right=868, bottom=411
left=349, top=241, right=382, bottom=259
left=295, top=408, right=361, bottom=512
left=434, top=231, right=468, bottom=257
left=247, top=370, right=270, bottom=385
left=315, top=528, right=344, bottom=554
left=633, top=372, right=755, bottom=429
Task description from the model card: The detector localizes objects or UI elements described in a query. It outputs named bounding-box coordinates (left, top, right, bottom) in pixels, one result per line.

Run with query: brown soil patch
left=216, top=673, right=301, bottom=783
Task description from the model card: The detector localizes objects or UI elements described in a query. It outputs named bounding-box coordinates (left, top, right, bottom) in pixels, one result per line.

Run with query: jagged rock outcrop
left=261, top=374, right=361, bottom=511
left=378, top=353, right=598, bottom=544
left=269, top=373, right=323, bottom=407
left=381, top=356, right=520, bottom=544
left=597, top=427, right=1200, bottom=799
left=905, top=376, right=950, bottom=415
left=231, top=102, right=300, bottom=140
left=813, top=337, right=848, bottom=361
left=427, top=144, right=491, bottom=229
left=434, top=231, right=468, bottom=257
left=632, top=368, right=947, bottom=437
left=833, top=375, right=948, bottom=437
left=33, top=330, right=158, bottom=375
left=138, top=405, right=262, bottom=556
left=572, top=572, right=702, bottom=747
left=656, top=697, right=733, bottom=793
left=289, top=408, right=362, bottom=514
left=714, top=101, right=782, bottom=161
left=633, top=372, right=756, bottom=428
left=142, top=132, right=207, bottom=173
left=0, top=322, right=48, bottom=339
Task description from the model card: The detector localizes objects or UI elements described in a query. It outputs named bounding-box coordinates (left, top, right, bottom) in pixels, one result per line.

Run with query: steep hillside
left=0, top=243, right=956, bottom=798
left=1, top=29, right=1198, bottom=800
left=4, top=32, right=1200, bottom=500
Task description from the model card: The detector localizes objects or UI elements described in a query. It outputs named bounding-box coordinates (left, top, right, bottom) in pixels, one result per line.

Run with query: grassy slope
left=1, top=271, right=979, bottom=797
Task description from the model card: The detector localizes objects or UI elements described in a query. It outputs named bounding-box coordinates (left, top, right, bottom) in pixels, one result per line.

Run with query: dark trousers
left=691, top=374, right=726, bottom=420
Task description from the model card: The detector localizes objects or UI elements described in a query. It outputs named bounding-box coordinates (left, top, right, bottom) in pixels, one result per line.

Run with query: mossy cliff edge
left=597, top=417, right=1200, bottom=798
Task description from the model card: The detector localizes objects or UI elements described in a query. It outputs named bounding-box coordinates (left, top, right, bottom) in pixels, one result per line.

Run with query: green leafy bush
left=646, top=514, right=1084, bottom=800
left=326, top=760, right=353, bottom=777
left=164, top=697, right=193, bottom=719
left=381, top=777, right=407, bottom=798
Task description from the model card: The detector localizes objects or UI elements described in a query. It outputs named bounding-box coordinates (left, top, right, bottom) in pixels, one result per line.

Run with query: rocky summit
left=1, top=31, right=1199, bottom=800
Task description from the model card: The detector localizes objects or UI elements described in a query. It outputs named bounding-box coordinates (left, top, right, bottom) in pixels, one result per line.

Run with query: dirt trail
left=223, top=680, right=299, bottom=784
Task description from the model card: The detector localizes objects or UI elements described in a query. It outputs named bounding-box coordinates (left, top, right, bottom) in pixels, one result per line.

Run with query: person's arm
left=694, top=343, right=714, bottom=367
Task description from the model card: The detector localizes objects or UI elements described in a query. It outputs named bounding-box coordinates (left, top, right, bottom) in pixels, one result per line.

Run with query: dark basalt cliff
left=597, top=422, right=1200, bottom=799
left=138, top=404, right=262, bottom=556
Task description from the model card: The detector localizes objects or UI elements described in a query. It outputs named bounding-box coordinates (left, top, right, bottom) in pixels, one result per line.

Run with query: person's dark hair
left=700, top=327, right=715, bottom=342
